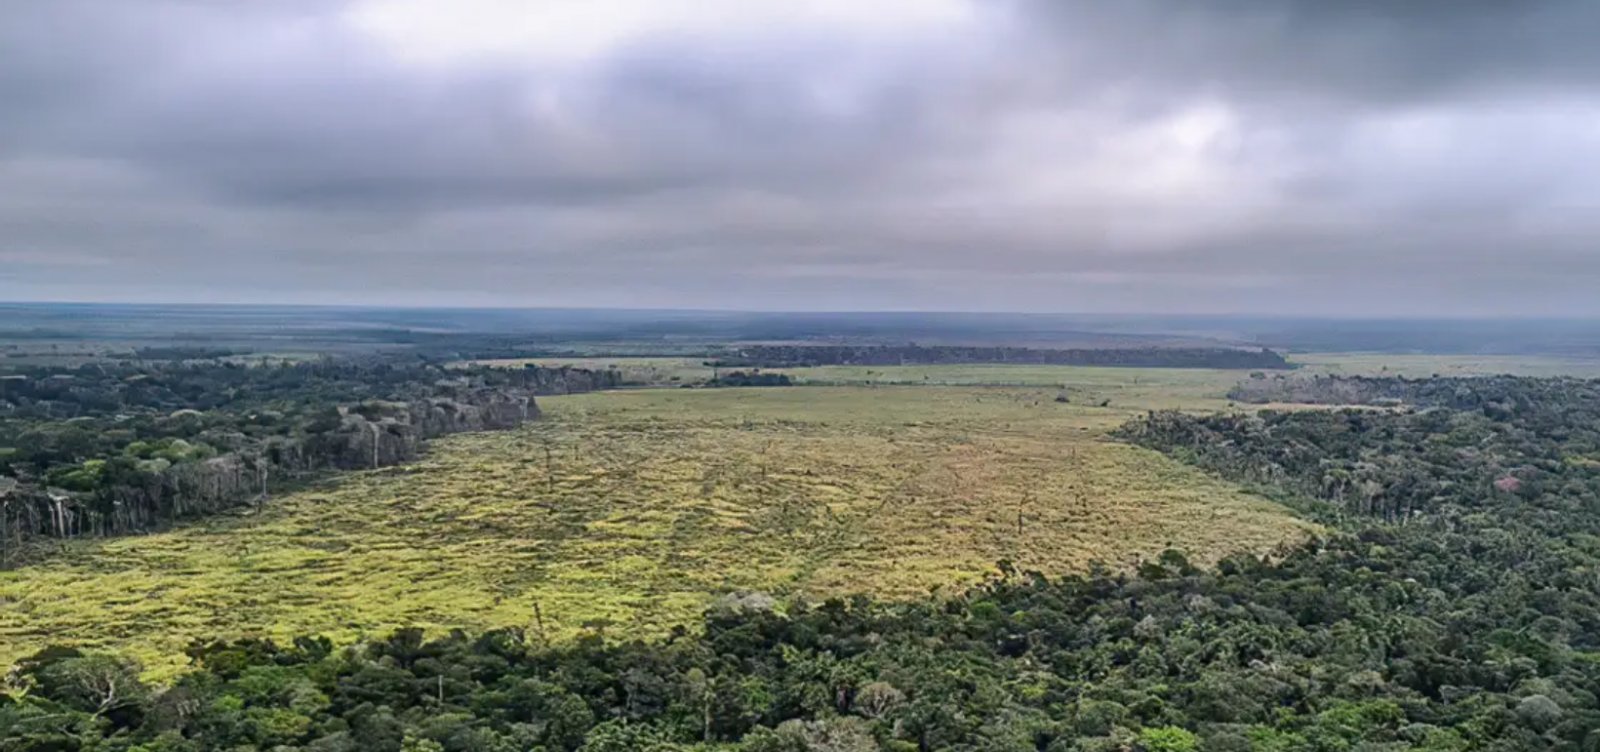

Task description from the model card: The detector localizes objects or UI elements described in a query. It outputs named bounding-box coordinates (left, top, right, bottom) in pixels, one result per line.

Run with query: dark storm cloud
left=2, top=0, right=1598, bottom=314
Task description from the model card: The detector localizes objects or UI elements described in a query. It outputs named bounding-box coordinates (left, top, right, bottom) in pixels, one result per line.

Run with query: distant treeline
left=710, top=345, right=1292, bottom=370
left=131, top=346, right=242, bottom=360
left=706, top=370, right=793, bottom=387
left=11, top=374, right=1600, bottom=750
left=0, top=360, right=620, bottom=564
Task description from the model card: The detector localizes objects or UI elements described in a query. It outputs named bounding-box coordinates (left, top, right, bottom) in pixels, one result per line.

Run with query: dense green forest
left=0, top=360, right=619, bottom=562
left=6, top=375, right=1600, bottom=750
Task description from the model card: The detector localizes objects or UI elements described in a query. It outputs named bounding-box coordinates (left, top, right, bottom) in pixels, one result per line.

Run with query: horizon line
left=2, top=299, right=1598, bottom=323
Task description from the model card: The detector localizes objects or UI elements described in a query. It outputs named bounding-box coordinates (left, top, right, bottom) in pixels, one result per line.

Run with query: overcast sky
left=4, top=1, right=1599, bottom=315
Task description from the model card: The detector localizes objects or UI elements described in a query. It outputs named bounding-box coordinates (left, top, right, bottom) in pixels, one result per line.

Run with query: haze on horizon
left=3, top=1, right=1599, bottom=316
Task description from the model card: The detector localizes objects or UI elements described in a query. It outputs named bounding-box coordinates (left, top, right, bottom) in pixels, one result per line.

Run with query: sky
left=3, top=1, right=1599, bottom=316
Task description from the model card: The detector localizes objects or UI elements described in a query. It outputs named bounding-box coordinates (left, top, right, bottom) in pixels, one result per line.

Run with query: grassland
left=481, top=353, right=1600, bottom=385
left=1291, top=352, right=1600, bottom=378
left=0, top=372, right=1321, bottom=678
left=475, top=356, right=1255, bottom=396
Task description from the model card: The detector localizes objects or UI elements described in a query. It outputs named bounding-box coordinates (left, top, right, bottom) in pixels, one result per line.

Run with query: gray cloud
left=1030, top=2, right=1600, bottom=99
left=2, top=0, right=1598, bottom=315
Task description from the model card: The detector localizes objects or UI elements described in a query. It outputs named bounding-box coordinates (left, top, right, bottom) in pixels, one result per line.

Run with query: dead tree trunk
left=370, top=423, right=381, bottom=470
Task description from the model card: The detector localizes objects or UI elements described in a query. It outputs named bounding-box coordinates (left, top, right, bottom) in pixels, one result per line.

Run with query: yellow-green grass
left=1294, top=352, right=1600, bottom=378
left=476, top=356, right=1255, bottom=397
left=0, top=383, right=1315, bottom=679
left=776, top=364, right=1249, bottom=401
left=481, top=353, right=1600, bottom=383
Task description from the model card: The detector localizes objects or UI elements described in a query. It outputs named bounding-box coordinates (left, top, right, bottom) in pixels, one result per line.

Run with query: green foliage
left=1135, top=726, right=1197, bottom=752
left=45, top=458, right=106, bottom=492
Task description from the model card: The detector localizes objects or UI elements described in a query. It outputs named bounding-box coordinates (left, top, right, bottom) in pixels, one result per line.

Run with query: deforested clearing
left=0, top=380, right=1314, bottom=677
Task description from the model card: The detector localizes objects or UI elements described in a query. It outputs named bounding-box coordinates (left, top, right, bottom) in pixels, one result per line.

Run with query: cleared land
left=481, top=353, right=1600, bottom=384
left=1291, top=352, right=1600, bottom=378
left=2, top=373, right=1319, bottom=677
left=473, top=356, right=1257, bottom=394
